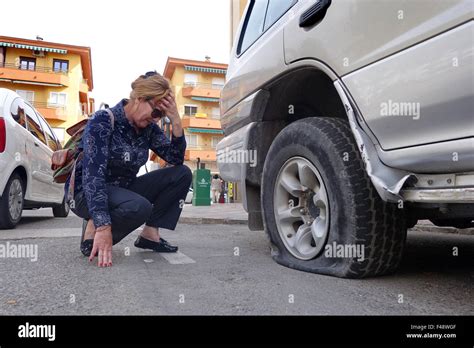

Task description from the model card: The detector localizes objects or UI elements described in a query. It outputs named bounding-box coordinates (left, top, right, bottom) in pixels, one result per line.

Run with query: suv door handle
left=299, top=0, right=331, bottom=28
left=34, top=142, right=39, bottom=147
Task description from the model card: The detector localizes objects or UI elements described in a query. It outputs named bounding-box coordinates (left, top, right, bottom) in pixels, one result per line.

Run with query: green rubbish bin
left=192, top=169, right=211, bottom=206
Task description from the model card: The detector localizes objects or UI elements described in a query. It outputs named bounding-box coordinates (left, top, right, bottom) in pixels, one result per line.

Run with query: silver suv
left=217, top=0, right=473, bottom=278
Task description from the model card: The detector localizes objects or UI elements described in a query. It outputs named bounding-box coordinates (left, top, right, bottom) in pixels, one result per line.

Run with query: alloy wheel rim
left=8, top=179, right=23, bottom=221
left=273, top=157, right=330, bottom=260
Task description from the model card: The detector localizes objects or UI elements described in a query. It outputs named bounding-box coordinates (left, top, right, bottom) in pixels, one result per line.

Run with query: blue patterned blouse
left=64, top=99, right=186, bottom=228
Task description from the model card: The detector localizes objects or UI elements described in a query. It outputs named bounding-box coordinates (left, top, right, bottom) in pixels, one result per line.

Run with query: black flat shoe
left=159, top=237, right=171, bottom=245
left=134, top=236, right=178, bottom=253
left=80, top=219, right=93, bottom=257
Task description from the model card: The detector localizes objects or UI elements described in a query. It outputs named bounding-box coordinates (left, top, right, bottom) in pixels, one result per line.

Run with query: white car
left=185, top=187, right=193, bottom=204
left=0, top=88, right=69, bottom=229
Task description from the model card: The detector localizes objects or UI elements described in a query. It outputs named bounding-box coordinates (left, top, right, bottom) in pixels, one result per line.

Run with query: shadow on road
left=15, top=215, right=58, bottom=227
left=398, top=231, right=473, bottom=275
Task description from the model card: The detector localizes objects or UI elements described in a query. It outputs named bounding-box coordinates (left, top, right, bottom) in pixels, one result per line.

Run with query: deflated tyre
left=261, top=117, right=407, bottom=278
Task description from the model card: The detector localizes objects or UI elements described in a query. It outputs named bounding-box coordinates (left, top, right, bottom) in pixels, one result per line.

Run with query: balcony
left=0, top=63, right=69, bottom=87
left=185, top=146, right=217, bottom=162
left=181, top=116, right=222, bottom=130
left=32, top=101, right=68, bottom=121
left=182, top=82, right=222, bottom=100
left=79, top=79, right=89, bottom=93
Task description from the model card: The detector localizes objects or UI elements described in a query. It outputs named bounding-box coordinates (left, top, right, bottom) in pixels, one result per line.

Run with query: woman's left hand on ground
left=89, top=225, right=113, bottom=267
left=157, top=92, right=180, bottom=122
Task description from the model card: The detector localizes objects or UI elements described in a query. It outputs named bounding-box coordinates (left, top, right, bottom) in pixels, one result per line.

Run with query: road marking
left=159, top=251, right=196, bottom=265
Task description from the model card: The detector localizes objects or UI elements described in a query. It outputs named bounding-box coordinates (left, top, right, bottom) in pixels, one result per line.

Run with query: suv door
left=23, top=103, right=51, bottom=201
left=284, top=0, right=473, bottom=149
left=221, top=0, right=295, bottom=115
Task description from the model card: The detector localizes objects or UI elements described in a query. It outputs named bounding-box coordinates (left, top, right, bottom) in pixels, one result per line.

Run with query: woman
left=65, top=71, right=192, bottom=268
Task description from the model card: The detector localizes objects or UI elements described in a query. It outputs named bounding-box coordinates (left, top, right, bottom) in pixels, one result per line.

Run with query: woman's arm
left=82, top=110, right=113, bottom=228
left=148, top=124, right=186, bottom=165
left=149, top=91, right=187, bottom=165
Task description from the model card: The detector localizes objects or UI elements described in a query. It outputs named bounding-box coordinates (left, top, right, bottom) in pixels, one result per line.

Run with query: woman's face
left=130, top=98, right=160, bottom=128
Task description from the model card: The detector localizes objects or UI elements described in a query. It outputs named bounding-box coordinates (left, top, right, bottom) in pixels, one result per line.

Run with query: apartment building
left=0, top=36, right=94, bottom=145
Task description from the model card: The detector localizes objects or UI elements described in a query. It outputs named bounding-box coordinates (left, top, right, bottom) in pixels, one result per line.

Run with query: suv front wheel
left=261, top=117, right=407, bottom=278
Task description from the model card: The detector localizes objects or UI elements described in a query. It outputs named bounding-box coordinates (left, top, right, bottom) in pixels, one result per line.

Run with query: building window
left=19, top=57, right=36, bottom=71
left=212, top=78, right=225, bottom=89
left=184, top=105, right=198, bottom=116
left=184, top=73, right=198, bottom=86
left=185, top=134, right=198, bottom=147
left=16, top=90, right=35, bottom=103
left=211, top=136, right=221, bottom=148
left=211, top=107, right=220, bottom=119
left=53, top=59, right=69, bottom=73
left=49, top=92, right=67, bottom=107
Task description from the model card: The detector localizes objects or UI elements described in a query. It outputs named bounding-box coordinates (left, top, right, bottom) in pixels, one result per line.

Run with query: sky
left=0, top=0, right=231, bottom=107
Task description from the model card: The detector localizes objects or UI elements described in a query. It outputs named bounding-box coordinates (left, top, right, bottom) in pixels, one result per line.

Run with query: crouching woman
left=65, top=71, right=192, bottom=267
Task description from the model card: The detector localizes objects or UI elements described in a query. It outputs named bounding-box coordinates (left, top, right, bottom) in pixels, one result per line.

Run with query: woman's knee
left=114, top=196, right=152, bottom=221
left=176, top=164, right=192, bottom=185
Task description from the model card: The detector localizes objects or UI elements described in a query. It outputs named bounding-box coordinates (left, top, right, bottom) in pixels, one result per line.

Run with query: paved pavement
left=180, top=202, right=247, bottom=224
left=0, top=205, right=472, bottom=315
left=186, top=203, right=474, bottom=235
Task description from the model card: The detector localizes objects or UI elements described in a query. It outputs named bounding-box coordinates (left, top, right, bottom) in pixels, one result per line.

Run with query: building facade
left=0, top=36, right=94, bottom=145
left=152, top=57, right=228, bottom=175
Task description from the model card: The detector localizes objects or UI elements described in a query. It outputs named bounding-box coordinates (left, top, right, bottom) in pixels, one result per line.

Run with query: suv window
left=24, top=104, right=47, bottom=145
left=264, top=0, right=295, bottom=31
left=238, top=0, right=269, bottom=55
left=10, top=98, right=27, bottom=129
left=37, top=112, right=60, bottom=151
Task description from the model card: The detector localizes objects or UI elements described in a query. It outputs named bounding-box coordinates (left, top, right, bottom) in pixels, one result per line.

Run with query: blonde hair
left=130, top=72, right=171, bottom=101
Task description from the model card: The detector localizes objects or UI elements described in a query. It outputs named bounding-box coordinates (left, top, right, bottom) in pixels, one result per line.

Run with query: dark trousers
left=71, top=165, right=192, bottom=245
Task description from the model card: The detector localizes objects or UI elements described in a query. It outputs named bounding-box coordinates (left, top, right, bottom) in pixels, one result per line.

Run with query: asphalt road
left=0, top=209, right=472, bottom=315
